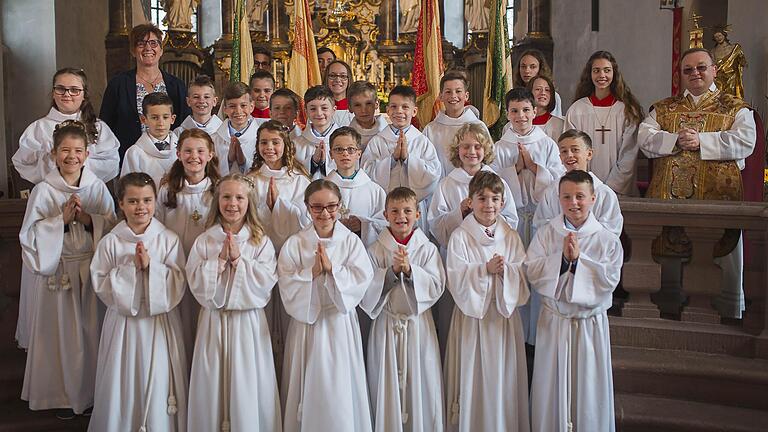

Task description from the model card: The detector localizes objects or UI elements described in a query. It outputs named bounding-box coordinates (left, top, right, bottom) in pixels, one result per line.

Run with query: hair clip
left=240, top=175, right=256, bottom=189
left=54, top=120, right=87, bottom=131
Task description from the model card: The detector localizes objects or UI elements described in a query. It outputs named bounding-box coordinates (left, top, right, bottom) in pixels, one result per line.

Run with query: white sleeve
left=638, top=110, right=679, bottom=159
left=699, top=107, right=756, bottom=164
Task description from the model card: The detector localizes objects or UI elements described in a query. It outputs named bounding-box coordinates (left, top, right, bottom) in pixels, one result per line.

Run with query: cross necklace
left=591, top=101, right=615, bottom=145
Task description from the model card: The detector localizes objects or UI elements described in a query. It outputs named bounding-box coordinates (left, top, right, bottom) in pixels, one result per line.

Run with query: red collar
left=252, top=107, right=270, bottom=118
left=533, top=112, right=552, bottom=125
left=589, top=93, right=616, bottom=107
left=335, top=98, right=349, bottom=110
left=390, top=228, right=415, bottom=245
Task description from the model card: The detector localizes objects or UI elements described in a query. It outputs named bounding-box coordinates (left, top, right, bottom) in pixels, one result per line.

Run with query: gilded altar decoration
left=465, top=0, right=490, bottom=33
left=712, top=25, right=747, bottom=99
left=161, top=0, right=199, bottom=31
left=688, top=10, right=704, bottom=49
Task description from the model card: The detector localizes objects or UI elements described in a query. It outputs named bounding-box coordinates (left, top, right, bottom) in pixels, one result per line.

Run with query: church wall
left=551, top=0, right=672, bottom=113
left=728, top=0, right=768, bottom=117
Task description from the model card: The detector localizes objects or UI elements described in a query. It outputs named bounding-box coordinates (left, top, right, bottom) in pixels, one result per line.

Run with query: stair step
left=616, top=393, right=768, bottom=432
left=612, top=346, right=768, bottom=410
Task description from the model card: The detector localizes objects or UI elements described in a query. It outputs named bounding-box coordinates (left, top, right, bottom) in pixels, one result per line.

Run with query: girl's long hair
left=161, top=128, right=221, bottom=209
left=249, top=120, right=310, bottom=178
left=206, top=173, right=265, bottom=245
left=513, top=49, right=553, bottom=88
left=573, top=51, right=644, bottom=126
left=52, top=68, right=99, bottom=144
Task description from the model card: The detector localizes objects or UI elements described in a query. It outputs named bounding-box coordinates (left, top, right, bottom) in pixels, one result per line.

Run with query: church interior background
left=0, top=0, right=767, bottom=430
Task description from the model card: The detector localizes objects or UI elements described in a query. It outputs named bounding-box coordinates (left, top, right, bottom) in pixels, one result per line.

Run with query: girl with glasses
left=324, top=60, right=355, bottom=127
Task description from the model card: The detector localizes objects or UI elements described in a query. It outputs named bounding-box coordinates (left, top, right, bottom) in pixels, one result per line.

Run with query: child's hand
left=318, top=243, right=332, bottom=273
left=312, top=243, right=324, bottom=278
left=230, top=136, right=246, bottom=165
left=227, top=232, right=241, bottom=261
left=398, top=130, right=409, bottom=161
left=515, top=146, right=525, bottom=174
left=518, top=143, right=537, bottom=175
left=460, top=197, right=472, bottom=218
left=266, top=177, right=278, bottom=211
left=312, top=140, right=326, bottom=164
left=393, top=246, right=411, bottom=276
left=392, top=136, right=402, bottom=161
left=62, top=196, right=78, bottom=225
left=135, top=241, right=150, bottom=270
left=485, top=253, right=505, bottom=275
left=563, top=232, right=580, bottom=262
left=342, top=215, right=361, bottom=233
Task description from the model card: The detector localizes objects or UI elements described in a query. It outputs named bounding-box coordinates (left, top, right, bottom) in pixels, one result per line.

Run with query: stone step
left=616, top=393, right=768, bottom=432
left=612, top=345, right=768, bottom=410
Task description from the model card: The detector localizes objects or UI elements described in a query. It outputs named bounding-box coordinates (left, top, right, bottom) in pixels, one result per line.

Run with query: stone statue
left=399, top=0, right=421, bottom=34
left=247, top=0, right=270, bottom=30
left=465, top=0, right=490, bottom=32
left=712, top=27, right=747, bottom=99
left=366, top=50, right=385, bottom=85
left=162, top=0, right=199, bottom=31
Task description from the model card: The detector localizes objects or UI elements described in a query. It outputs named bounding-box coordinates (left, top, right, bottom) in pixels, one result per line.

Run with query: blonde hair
left=206, top=174, right=265, bottom=245
left=449, top=123, right=495, bottom=168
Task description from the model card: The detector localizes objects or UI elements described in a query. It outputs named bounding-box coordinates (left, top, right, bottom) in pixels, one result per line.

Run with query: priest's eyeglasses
left=328, top=74, right=349, bottom=82
left=54, top=86, right=83, bottom=96
left=682, top=65, right=712, bottom=75
left=331, top=147, right=359, bottom=155
left=308, top=202, right=341, bottom=214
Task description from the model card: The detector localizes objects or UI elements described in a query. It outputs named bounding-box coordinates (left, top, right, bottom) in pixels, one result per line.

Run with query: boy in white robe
left=173, top=75, right=223, bottom=137
left=249, top=69, right=275, bottom=120
left=422, top=70, right=490, bottom=177
left=361, top=85, right=441, bottom=234
left=120, top=92, right=179, bottom=186
left=294, top=85, right=341, bottom=179
left=525, top=170, right=623, bottom=432
left=444, top=171, right=530, bottom=432
left=278, top=180, right=373, bottom=432
left=213, top=82, right=260, bottom=175
left=89, top=173, right=188, bottom=432
left=20, top=122, right=114, bottom=419
left=269, top=88, right=303, bottom=141
left=361, top=187, right=445, bottom=432
left=348, top=80, right=390, bottom=152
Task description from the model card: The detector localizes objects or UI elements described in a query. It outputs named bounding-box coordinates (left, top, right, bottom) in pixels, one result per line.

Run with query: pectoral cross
left=595, top=126, right=611, bottom=144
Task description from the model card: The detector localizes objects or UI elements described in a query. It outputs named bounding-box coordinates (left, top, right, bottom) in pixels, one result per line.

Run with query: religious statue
left=247, top=0, right=270, bottom=30
left=712, top=26, right=747, bottom=99
left=465, top=0, right=490, bottom=32
left=399, top=0, right=421, bottom=34
left=161, top=0, right=199, bottom=31
left=366, top=50, right=385, bottom=85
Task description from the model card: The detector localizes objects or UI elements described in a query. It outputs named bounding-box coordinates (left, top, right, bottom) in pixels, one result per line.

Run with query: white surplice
left=13, top=107, right=120, bottom=184
left=19, top=167, right=114, bottom=413
left=120, top=131, right=180, bottom=187
left=490, top=126, right=565, bottom=247
left=350, top=115, right=390, bottom=153
left=502, top=114, right=565, bottom=143
left=444, top=215, right=530, bottom=432
left=361, top=126, right=441, bottom=234
left=278, top=222, right=374, bottom=432
left=293, top=123, right=341, bottom=180
left=326, top=169, right=388, bottom=247
left=333, top=109, right=355, bottom=127
left=173, top=114, right=223, bottom=138
left=525, top=213, right=623, bottom=432
left=89, top=219, right=188, bottom=432
left=565, top=97, right=639, bottom=195
left=361, top=227, right=445, bottom=432
left=186, top=225, right=282, bottom=432
left=422, top=107, right=489, bottom=178
left=156, top=177, right=215, bottom=362
left=212, top=119, right=260, bottom=175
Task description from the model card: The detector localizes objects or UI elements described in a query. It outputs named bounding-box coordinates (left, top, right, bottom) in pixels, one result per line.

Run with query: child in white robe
left=326, top=60, right=355, bottom=126
left=361, top=187, right=445, bottom=432
left=514, top=49, right=563, bottom=116
left=269, top=88, right=304, bottom=141
left=173, top=74, right=223, bottom=137
left=278, top=180, right=374, bottom=432
left=564, top=50, right=644, bottom=196
left=444, top=171, right=530, bottom=432
left=362, top=85, right=441, bottom=234
left=294, top=85, right=341, bottom=179
left=120, top=92, right=179, bottom=186
left=89, top=173, right=188, bottom=432
left=348, top=81, right=390, bottom=152
left=156, top=128, right=221, bottom=361
left=246, top=120, right=312, bottom=383
left=20, top=121, right=114, bottom=419
left=186, top=174, right=282, bottom=432
left=249, top=69, right=275, bottom=120
left=490, top=87, right=564, bottom=247
left=423, top=70, right=490, bottom=177
left=213, top=82, right=259, bottom=175
left=525, top=170, right=623, bottom=432
left=527, top=75, right=565, bottom=142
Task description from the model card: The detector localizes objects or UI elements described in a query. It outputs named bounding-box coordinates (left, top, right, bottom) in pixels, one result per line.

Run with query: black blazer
left=99, top=69, right=191, bottom=160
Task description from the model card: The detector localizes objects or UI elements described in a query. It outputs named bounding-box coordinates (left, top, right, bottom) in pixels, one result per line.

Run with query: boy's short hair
left=223, top=82, right=251, bottom=102
left=449, top=123, right=495, bottom=168
left=189, top=74, right=216, bottom=92
left=347, top=80, right=378, bottom=101
left=142, top=92, right=174, bottom=114
left=504, top=87, right=536, bottom=109
left=270, top=88, right=300, bottom=110
left=559, top=169, right=595, bottom=193
left=389, top=85, right=417, bottom=104
left=558, top=129, right=593, bottom=149
left=253, top=46, right=273, bottom=61
left=130, top=23, right=163, bottom=48
left=117, top=172, right=156, bottom=202
left=249, top=69, right=276, bottom=88
left=525, top=74, right=556, bottom=113
left=317, top=46, right=336, bottom=59
left=385, top=186, right=418, bottom=209
left=304, top=85, right=335, bottom=105
left=329, top=126, right=362, bottom=149
left=468, top=171, right=505, bottom=200
left=440, top=70, right=469, bottom=92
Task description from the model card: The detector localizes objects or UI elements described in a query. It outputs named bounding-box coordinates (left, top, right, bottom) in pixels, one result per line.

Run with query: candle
left=273, top=60, right=277, bottom=80
left=380, top=61, right=384, bottom=84
left=389, top=62, right=394, bottom=84
left=284, top=60, right=288, bottom=83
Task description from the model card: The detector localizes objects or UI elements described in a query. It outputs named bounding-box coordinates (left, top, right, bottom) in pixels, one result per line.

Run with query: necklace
left=591, top=101, right=615, bottom=145
left=138, top=70, right=162, bottom=86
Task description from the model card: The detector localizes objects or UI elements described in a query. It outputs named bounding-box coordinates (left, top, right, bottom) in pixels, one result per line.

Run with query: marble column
left=513, top=0, right=554, bottom=71
left=105, top=0, right=133, bottom=79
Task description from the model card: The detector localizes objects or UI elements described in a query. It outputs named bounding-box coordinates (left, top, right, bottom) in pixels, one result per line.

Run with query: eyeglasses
left=53, top=86, right=84, bottom=96
left=328, top=74, right=349, bottom=82
left=682, top=64, right=712, bottom=75
left=254, top=61, right=271, bottom=68
left=136, top=39, right=161, bottom=49
left=308, top=202, right=340, bottom=214
left=331, top=147, right=359, bottom=155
